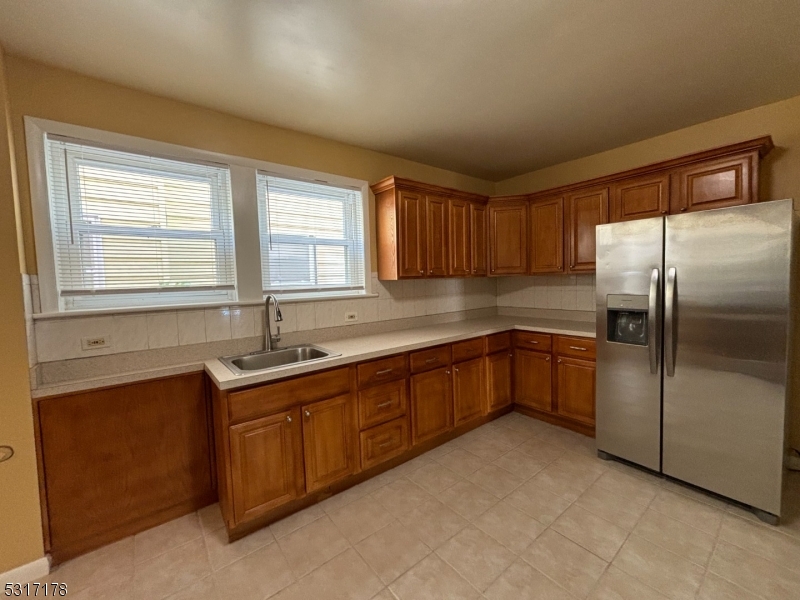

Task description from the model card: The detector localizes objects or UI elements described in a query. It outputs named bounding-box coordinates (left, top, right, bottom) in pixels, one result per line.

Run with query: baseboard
left=1, top=556, right=50, bottom=585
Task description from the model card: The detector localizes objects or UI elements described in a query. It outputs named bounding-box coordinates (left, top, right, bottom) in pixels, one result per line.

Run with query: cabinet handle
left=376, top=401, right=393, bottom=409
left=425, top=357, right=439, bottom=364
left=528, top=340, right=539, bottom=344
left=454, top=367, right=459, bottom=373
left=286, top=416, right=292, bottom=423
left=375, top=368, right=393, bottom=375
left=569, top=346, right=587, bottom=351
left=304, top=410, right=311, bottom=417
left=419, top=270, right=424, bottom=274
left=545, top=357, right=550, bottom=361
left=378, top=441, right=392, bottom=448
left=680, top=207, right=687, bottom=212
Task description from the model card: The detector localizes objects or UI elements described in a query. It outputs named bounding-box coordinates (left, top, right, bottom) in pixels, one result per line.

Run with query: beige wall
left=4, top=55, right=494, bottom=275
left=0, top=47, right=44, bottom=575
left=495, top=93, right=800, bottom=204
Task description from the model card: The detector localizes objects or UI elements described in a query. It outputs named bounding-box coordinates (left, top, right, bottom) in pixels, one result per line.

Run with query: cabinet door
left=302, top=394, right=356, bottom=493
left=398, top=191, right=426, bottom=277
left=448, top=198, right=471, bottom=276
left=489, top=201, right=528, bottom=275
left=530, top=197, right=564, bottom=273
left=470, top=202, right=488, bottom=276
left=514, top=349, right=553, bottom=412
left=611, top=173, right=669, bottom=222
left=229, top=408, right=304, bottom=524
left=556, top=356, right=596, bottom=426
left=410, top=366, right=452, bottom=445
left=670, top=151, right=756, bottom=214
left=566, top=187, right=608, bottom=273
left=426, top=195, right=448, bottom=276
left=453, top=357, right=485, bottom=425
left=486, top=351, right=512, bottom=412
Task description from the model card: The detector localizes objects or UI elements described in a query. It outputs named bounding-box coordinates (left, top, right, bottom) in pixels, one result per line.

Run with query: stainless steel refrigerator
left=595, top=199, right=796, bottom=523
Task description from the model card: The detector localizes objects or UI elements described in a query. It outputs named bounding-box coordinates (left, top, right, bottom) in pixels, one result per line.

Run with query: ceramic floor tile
left=528, top=464, right=590, bottom=501
left=197, top=504, right=225, bottom=536
left=484, top=558, right=574, bottom=600
left=370, top=478, right=434, bottom=518
left=718, top=513, right=800, bottom=574
left=164, top=576, right=219, bottom=600
left=506, top=478, right=574, bottom=525
left=435, top=526, right=516, bottom=591
left=211, top=542, right=293, bottom=600
left=516, top=438, right=566, bottom=463
left=389, top=554, right=481, bottom=600
left=272, top=548, right=383, bottom=600
left=203, top=524, right=274, bottom=571
left=708, top=540, right=800, bottom=600
left=437, top=479, right=500, bottom=521
left=587, top=566, right=669, bottom=600
left=328, top=494, right=396, bottom=544
left=612, top=535, right=705, bottom=600
left=593, top=468, right=660, bottom=507
left=65, top=579, right=135, bottom=600
left=697, top=572, right=763, bottom=600
left=552, top=504, right=629, bottom=561
left=650, top=489, right=724, bottom=535
left=492, top=448, right=550, bottom=480
left=467, top=464, right=524, bottom=498
left=276, top=515, right=350, bottom=578
left=460, top=436, right=512, bottom=461
left=133, top=538, right=211, bottom=600
left=50, top=537, right=134, bottom=595
left=134, top=513, right=202, bottom=565
left=633, top=508, right=716, bottom=567
left=473, top=499, right=546, bottom=553
left=269, top=504, right=325, bottom=540
left=354, top=521, right=431, bottom=585
left=576, top=482, right=649, bottom=531
left=484, top=425, right=532, bottom=448
left=435, top=448, right=486, bottom=477
left=523, top=529, right=608, bottom=599
left=398, top=499, right=468, bottom=549
left=407, top=461, right=463, bottom=495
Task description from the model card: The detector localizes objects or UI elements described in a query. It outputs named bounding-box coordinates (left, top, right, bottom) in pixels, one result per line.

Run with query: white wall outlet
left=81, top=336, right=111, bottom=351
left=344, top=311, right=358, bottom=323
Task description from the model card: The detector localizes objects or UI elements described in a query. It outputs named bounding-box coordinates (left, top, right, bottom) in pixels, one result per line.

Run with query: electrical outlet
left=344, top=311, right=358, bottom=323
left=81, top=336, right=111, bottom=350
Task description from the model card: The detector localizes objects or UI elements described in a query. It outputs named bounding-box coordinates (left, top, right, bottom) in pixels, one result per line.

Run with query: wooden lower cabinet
left=514, top=349, right=553, bottom=412
left=360, top=417, right=409, bottom=470
left=230, top=408, right=305, bottom=523
left=556, top=356, right=596, bottom=426
left=486, top=351, right=513, bottom=412
left=410, top=366, right=453, bottom=444
left=302, top=394, right=357, bottom=493
left=453, top=357, right=485, bottom=425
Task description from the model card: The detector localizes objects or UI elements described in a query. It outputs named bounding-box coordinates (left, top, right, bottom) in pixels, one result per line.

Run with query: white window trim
left=25, top=117, right=372, bottom=315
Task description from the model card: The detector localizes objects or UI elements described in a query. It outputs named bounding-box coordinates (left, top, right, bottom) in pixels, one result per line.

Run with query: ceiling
left=2, top=1, right=800, bottom=181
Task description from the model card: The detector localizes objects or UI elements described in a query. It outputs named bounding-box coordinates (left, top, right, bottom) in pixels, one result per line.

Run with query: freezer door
left=663, top=200, right=793, bottom=516
left=596, top=217, right=663, bottom=471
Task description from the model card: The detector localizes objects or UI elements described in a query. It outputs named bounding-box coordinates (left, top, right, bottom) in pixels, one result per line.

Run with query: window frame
left=25, top=117, right=372, bottom=315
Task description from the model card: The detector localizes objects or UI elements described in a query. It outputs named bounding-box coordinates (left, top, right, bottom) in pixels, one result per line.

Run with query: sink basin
left=220, top=344, right=340, bottom=375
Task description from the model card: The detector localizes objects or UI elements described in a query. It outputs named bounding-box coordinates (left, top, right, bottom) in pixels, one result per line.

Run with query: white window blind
left=256, top=174, right=365, bottom=295
left=44, top=135, right=236, bottom=310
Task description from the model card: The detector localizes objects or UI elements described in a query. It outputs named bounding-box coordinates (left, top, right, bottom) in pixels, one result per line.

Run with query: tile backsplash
left=496, top=274, right=596, bottom=312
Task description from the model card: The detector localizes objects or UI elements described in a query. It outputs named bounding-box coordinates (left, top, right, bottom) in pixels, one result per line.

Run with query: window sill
left=31, top=292, right=379, bottom=321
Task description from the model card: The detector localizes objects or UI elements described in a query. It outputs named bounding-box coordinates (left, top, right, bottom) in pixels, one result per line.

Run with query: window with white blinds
left=44, top=135, right=236, bottom=310
left=256, top=174, right=365, bottom=295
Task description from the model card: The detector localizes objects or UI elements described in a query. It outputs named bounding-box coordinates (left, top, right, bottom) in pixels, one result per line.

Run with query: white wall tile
left=278, top=303, right=297, bottom=333
left=561, top=276, right=577, bottom=310
left=113, top=314, right=148, bottom=353
left=204, top=308, right=232, bottom=342
left=296, top=303, right=316, bottom=331
left=314, top=301, right=336, bottom=329
left=177, top=310, right=206, bottom=346
left=35, top=316, right=115, bottom=361
left=230, top=307, right=255, bottom=339
left=147, top=312, right=179, bottom=349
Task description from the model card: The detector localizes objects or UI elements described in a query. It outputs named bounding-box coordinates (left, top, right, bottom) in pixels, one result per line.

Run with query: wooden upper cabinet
left=470, top=202, right=488, bottom=276
left=670, top=151, right=757, bottom=214
left=556, top=356, right=596, bottom=426
left=489, top=200, right=528, bottom=275
left=565, top=186, right=608, bottom=273
left=398, top=190, right=427, bottom=278
left=611, top=173, right=669, bottom=222
left=410, top=366, right=452, bottom=445
left=301, top=394, right=356, bottom=493
left=229, top=408, right=304, bottom=524
left=453, top=357, right=485, bottom=425
left=448, top=198, right=471, bottom=277
left=529, top=197, right=564, bottom=274
left=426, top=195, right=449, bottom=276
left=514, top=349, right=553, bottom=412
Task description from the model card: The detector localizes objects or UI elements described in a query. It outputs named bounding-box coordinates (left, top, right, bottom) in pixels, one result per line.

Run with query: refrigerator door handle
left=665, top=267, right=677, bottom=377
left=648, top=268, right=660, bottom=374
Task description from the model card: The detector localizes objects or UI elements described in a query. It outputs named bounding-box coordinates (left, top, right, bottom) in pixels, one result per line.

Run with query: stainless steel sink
left=220, top=344, right=340, bottom=376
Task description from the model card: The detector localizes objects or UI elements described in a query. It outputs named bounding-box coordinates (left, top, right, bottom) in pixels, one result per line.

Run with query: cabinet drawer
left=486, top=332, right=511, bottom=354
left=514, top=331, right=552, bottom=352
left=358, top=379, right=407, bottom=430
left=410, top=345, right=451, bottom=373
left=452, top=337, right=484, bottom=363
left=357, top=354, right=407, bottom=389
left=360, top=418, right=409, bottom=470
left=228, top=367, right=350, bottom=423
left=555, top=336, right=596, bottom=360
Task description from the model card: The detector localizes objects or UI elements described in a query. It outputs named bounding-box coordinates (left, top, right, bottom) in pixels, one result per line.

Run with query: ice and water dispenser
left=606, top=295, right=649, bottom=346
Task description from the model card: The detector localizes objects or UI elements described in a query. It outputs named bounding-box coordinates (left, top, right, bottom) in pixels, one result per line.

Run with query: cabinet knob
left=558, top=359, right=562, bottom=363
left=680, top=207, right=687, bottom=212
left=454, top=367, right=459, bottom=373
left=286, top=416, right=292, bottom=423
left=661, top=210, right=667, bottom=214
left=446, top=370, right=451, bottom=375
left=509, top=353, right=513, bottom=357
left=304, top=410, right=311, bottom=418
left=419, top=270, right=424, bottom=274
left=546, top=357, right=550, bottom=361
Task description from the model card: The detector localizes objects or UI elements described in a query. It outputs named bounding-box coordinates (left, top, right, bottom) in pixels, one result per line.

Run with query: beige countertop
left=31, top=316, right=595, bottom=398
left=205, top=316, right=595, bottom=391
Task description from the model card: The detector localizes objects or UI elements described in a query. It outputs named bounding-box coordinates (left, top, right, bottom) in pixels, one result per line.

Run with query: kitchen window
left=257, top=174, right=365, bottom=296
